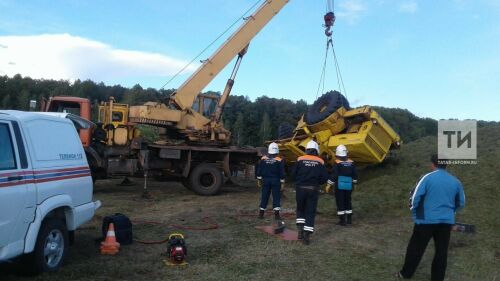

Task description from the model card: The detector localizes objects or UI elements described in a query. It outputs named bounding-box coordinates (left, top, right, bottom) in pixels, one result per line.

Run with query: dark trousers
left=400, top=223, right=452, bottom=281
left=335, top=189, right=352, bottom=215
left=260, top=180, right=281, bottom=211
left=295, top=187, right=319, bottom=233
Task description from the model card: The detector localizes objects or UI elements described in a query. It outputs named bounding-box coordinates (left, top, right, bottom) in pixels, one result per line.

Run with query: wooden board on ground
left=255, top=225, right=298, bottom=241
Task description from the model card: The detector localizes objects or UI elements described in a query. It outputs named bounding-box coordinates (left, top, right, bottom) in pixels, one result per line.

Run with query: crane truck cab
left=0, top=110, right=101, bottom=273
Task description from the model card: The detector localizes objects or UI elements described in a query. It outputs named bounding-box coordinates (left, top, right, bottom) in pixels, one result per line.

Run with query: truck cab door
left=0, top=120, right=36, bottom=256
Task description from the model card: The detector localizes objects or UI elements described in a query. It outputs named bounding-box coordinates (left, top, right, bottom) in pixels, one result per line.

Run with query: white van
left=0, top=110, right=101, bottom=273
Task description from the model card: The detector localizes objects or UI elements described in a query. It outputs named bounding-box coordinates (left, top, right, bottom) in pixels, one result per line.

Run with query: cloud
left=399, top=1, right=418, bottom=13
left=337, top=0, right=367, bottom=24
left=0, top=33, right=197, bottom=83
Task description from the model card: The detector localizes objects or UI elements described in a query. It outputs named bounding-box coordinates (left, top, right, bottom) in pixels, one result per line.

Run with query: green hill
left=344, top=125, right=500, bottom=280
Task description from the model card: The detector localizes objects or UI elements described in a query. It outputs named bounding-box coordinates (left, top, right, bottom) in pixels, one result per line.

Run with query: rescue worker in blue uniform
left=326, top=144, right=358, bottom=226
left=293, top=140, right=328, bottom=245
left=396, top=154, right=465, bottom=281
left=256, top=142, right=285, bottom=220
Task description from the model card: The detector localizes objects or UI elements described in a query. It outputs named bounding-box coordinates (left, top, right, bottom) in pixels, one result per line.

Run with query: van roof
left=0, top=110, right=94, bottom=129
left=0, top=110, right=73, bottom=123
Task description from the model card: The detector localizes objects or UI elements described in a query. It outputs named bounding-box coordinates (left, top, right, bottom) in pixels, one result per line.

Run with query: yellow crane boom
left=171, top=0, right=289, bottom=110
left=129, top=0, right=290, bottom=144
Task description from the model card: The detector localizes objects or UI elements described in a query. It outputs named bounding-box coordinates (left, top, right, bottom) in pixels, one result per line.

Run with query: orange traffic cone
left=100, top=223, right=120, bottom=255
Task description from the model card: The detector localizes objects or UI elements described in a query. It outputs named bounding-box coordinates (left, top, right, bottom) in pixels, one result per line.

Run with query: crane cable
left=331, top=41, right=348, bottom=99
left=160, top=0, right=264, bottom=90
left=316, top=0, right=348, bottom=99
left=315, top=39, right=331, bottom=99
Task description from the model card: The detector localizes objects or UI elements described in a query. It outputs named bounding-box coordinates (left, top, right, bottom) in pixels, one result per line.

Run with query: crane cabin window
left=112, top=111, right=123, bottom=122
left=192, top=97, right=200, bottom=113
left=0, top=123, right=17, bottom=170
left=203, top=98, right=217, bottom=117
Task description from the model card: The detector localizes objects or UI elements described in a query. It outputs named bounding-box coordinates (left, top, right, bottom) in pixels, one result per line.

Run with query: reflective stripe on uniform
left=273, top=207, right=281, bottom=211
left=345, top=210, right=352, bottom=214
left=296, top=218, right=305, bottom=224
left=337, top=211, right=345, bottom=215
left=303, top=226, right=314, bottom=232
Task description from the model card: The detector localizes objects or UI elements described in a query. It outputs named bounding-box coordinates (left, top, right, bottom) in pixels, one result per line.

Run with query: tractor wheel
left=304, top=91, right=350, bottom=124
left=189, top=163, right=223, bottom=196
left=278, top=123, right=295, bottom=139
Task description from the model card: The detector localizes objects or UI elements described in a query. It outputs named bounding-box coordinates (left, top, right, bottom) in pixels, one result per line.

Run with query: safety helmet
left=335, top=144, right=348, bottom=157
left=268, top=142, right=279, bottom=155
left=305, top=140, right=320, bottom=153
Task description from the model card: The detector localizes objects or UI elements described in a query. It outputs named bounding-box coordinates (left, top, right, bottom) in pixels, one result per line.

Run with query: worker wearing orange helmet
left=326, top=144, right=358, bottom=226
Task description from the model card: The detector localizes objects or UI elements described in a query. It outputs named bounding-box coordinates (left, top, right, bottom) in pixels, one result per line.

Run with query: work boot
left=297, top=225, right=304, bottom=240
left=274, top=210, right=282, bottom=221
left=302, top=231, right=311, bottom=245
left=258, top=210, right=265, bottom=219
left=336, top=214, right=346, bottom=226
left=346, top=214, right=352, bottom=225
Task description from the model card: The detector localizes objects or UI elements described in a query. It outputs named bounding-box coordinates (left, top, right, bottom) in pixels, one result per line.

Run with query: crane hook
left=324, top=11, right=335, bottom=37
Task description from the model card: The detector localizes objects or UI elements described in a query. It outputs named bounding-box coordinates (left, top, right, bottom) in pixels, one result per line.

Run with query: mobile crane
left=41, top=0, right=400, bottom=195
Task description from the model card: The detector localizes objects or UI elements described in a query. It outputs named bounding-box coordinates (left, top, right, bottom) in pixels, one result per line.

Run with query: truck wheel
left=304, top=91, right=350, bottom=124
left=189, top=163, right=223, bottom=196
left=28, top=219, right=69, bottom=273
left=181, top=178, right=192, bottom=190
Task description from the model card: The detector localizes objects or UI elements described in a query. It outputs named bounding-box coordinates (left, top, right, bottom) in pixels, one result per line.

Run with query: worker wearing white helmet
left=326, top=144, right=358, bottom=226
left=292, top=140, right=328, bottom=245
left=256, top=142, right=285, bottom=220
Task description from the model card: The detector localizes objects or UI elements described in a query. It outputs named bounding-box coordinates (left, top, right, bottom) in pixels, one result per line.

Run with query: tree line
left=0, top=74, right=468, bottom=146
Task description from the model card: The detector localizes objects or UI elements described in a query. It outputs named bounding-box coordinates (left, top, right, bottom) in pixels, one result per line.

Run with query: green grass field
left=2, top=126, right=499, bottom=281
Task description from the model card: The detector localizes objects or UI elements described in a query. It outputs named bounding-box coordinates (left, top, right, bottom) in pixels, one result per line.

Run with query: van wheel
left=29, top=219, right=69, bottom=273
left=189, top=163, right=223, bottom=196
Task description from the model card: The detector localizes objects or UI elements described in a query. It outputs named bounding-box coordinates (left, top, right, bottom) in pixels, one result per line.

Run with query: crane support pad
left=255, top=225, right=298, bottom=241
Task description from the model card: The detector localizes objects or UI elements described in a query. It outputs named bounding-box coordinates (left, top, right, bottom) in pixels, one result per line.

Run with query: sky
left=0, top=0, right=499, bottom=121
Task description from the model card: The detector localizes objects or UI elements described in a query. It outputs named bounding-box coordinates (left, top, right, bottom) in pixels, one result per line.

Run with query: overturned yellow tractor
left=274, top=91, right=401, bottom=166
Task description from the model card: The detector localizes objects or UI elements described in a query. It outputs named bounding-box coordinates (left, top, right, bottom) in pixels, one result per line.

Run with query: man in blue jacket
left=397, top=154, right=465, bottom=281
left=293, top=140, right=329, bottom=245
left=256, top=142, right=286, bottom=220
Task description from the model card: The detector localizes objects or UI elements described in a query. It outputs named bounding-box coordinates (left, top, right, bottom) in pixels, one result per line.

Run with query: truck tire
left=189, top=163, right=223, bottom=196
left=278, top=123, right=295, bottom=139
left=27, top=219, right=69, bottom=274
left=304, top=91, right=350, bottom=125
left=181, top=178, right=192, bottom=190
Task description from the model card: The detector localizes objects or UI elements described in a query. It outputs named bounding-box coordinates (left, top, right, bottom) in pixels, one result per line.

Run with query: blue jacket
left=292, top=154, right=329, bottom=187
left=256, top=155, right=285, bottom=183
left=410, top=169, right=465, bottom=224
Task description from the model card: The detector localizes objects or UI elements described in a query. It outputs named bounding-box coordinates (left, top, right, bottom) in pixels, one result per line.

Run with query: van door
left=0, top=120, right=36, bottom=253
